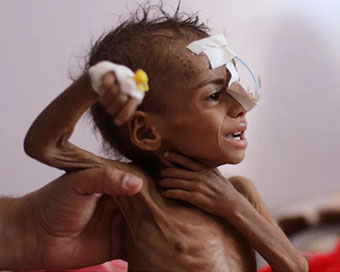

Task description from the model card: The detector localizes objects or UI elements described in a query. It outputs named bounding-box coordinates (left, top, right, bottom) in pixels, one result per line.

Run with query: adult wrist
left=0, top=194, right=40, bottom=270
left=0, top=196, right=23, bottom=269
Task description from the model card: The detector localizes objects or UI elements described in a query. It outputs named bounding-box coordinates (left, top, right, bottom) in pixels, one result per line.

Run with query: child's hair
left=85, top=2, right=210, bottom=161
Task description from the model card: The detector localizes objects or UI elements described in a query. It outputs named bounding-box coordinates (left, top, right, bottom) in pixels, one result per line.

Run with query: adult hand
left=0, top=167, right=142, bottom=270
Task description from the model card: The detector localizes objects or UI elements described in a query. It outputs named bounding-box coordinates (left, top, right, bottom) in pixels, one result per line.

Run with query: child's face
left=155, top=42, right=248, bottom=168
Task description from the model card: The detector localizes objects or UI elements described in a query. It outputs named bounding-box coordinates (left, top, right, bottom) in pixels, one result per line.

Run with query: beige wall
left=1, top=0, right=340, bottom=209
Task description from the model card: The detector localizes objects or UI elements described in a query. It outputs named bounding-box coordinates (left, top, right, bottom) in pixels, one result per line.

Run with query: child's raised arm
left=24, top=69, right=139, bottom=171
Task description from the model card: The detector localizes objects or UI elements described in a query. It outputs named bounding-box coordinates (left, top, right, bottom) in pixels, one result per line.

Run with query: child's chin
left=212, top=157, right=245, bottom=167
left=223, top=153, right=246, bottom=165
left=228, top=159, right=244, bottom=165
left=202, top=152, right=246, bottom=168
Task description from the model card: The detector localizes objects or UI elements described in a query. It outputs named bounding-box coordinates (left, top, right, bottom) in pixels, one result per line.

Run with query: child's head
left=87, top=4, right=247, bottom=168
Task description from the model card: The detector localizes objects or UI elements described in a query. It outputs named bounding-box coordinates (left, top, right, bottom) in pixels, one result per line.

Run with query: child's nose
left=227, top=96, right=246, bottom=118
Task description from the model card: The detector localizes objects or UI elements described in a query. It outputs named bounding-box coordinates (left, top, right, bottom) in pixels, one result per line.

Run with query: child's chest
left=116, top=184, right=256, bottom=272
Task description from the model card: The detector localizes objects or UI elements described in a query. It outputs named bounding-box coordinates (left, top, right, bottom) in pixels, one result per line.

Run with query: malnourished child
left=24, top=6, right=307, bottom=272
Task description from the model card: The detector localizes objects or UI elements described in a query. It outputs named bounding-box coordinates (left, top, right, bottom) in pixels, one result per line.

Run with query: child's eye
left=206, top=89, right=225, bottom=101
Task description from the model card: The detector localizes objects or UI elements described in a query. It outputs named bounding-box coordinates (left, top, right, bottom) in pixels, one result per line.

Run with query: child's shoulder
left=228, top=176, right=255, bottom=193
left=229, top=175, right=277, bottom=224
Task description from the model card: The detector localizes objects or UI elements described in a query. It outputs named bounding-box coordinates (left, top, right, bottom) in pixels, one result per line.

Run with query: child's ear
left=128, top=111, right=162, bottom=151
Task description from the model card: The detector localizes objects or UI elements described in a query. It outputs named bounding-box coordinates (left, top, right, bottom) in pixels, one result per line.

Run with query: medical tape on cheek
left=187, top=35, right=261, bottom=111
left=88, top=61, right=146, bottom=102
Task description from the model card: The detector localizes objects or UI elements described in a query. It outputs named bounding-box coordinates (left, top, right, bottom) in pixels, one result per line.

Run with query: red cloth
left=66, top=260, right=127, bottom=272
left=258, top=240, right=340, bottom=272
left=15, top=260, right=128, bottom=272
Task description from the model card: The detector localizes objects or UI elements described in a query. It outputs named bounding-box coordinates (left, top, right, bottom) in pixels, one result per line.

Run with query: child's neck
left=135, top=155, right=168, bottom=178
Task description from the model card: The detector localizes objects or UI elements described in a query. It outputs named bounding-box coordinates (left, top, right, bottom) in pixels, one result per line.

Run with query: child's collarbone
left=116, top=166, right=256, bottom=271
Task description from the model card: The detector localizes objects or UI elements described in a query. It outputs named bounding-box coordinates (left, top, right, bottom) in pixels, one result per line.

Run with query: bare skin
left=23, top=44, right=308, bottom=271
left=0, top=168, right=142, bottom=270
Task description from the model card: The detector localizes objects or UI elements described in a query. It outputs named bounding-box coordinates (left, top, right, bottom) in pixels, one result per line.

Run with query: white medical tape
left=88, top=61, right=144, bottom=102
left=227, top=82, right=257, bottom=112
left=226, top=59, right=259, bottom=111
left=226, top=60, right=239, bottom=87
left=187, top=35, right=260, bottom=111
left=186, top=34, right=236, bottom=69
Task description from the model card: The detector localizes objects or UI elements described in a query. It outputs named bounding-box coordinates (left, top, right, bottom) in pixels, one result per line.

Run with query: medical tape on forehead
left=186, top=34, right=236, bottom=69
left=187, top=34, right=260, bottom=111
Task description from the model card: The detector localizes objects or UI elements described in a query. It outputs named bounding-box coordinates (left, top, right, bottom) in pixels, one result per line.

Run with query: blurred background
left=1, top=0, right=340, bottom=212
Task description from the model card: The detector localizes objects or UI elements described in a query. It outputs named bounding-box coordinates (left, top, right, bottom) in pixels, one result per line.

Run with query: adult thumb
left=65, top=167, right=143, bottom=196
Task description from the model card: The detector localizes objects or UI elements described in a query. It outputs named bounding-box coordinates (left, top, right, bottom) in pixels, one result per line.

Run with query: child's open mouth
left=224, top=131, right=248, bottom=148
left=225, top=132, right=242, bottom=140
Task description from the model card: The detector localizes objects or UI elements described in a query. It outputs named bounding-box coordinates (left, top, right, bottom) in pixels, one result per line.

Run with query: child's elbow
left=23, top=133, right=53, bottom=164
left=24, top=133, right=38, bottom=158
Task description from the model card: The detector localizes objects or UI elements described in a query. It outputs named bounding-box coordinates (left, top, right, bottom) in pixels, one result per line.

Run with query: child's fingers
left=158, top=178, right=194, bottom=191
left=99, top=72, right=120, bottom=107
left=114, top=98, right=139, bottom=126
left=99, top=84, right=120, bottom=108
left=106, top=93, right=128, bottom=116
left=159, top=168, right=196, bottom=180
left=162, top=159, right=176, bottom=168
left=99, top=72, right=116, bottom=95
left=163, top=152, right=205, bottom=171
left=162, top=189, right=201, bottom=204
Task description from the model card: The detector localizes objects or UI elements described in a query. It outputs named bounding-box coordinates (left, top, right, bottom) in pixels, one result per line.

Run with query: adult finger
left=64, top=167, right=143, bottom=196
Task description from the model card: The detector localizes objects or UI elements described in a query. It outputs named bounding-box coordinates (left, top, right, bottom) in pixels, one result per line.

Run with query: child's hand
left=159, top=152, right=243, bottom=218
left=160, top=153, right=309, bottom=272
left=88, top=61, right=149, bottom=126
left=97, top=71, right=140, bottom=126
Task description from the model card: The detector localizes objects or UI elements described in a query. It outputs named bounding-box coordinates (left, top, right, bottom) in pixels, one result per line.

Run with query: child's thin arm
left=224, top=185, right=308, bottom=272
left=210, top=176, right=307, bottom=271
left=228, top=176, right=278, bottom=225
left=24, top=71, right=137, bottom=171
left=24, top=73, right=105, bottom=171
